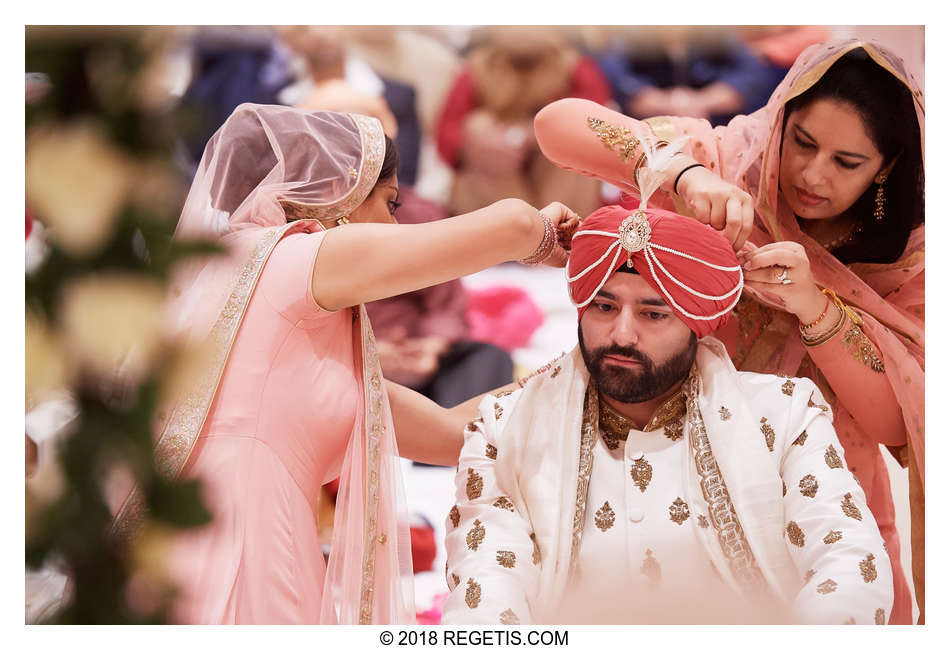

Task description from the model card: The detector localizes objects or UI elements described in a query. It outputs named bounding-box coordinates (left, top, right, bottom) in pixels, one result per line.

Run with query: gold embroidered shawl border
left=570, top=383, right=599, bottom=568
left=684, top=372, right=768, bottom=593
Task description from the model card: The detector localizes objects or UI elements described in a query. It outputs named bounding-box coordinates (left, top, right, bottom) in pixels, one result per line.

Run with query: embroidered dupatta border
left=357, top=307, right=386, bottom=624
left=111, top=223, right=293, bottom=541
left=684, top=371, right=768, bottom=593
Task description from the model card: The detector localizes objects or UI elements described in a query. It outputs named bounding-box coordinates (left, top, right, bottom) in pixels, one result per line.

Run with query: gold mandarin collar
left=598, top=388, right=687, bottom=450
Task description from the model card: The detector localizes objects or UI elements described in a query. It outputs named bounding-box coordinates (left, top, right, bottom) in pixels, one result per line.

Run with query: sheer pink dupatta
left=111, top=104, right=414, bottom=623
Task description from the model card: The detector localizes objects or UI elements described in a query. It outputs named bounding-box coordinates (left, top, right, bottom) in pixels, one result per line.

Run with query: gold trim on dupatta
left=278, top=114, right=386, bottom=224
left=111, top=222, right=299, bottom=541
left=357, top=306, right=386, bottom=624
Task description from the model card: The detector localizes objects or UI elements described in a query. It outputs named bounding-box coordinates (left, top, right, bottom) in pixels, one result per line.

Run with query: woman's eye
left=793, top=135, right=814, bottom=149
left=388, top=200, right=402, bottom=215
left=835, top=158, right=861, bottom=170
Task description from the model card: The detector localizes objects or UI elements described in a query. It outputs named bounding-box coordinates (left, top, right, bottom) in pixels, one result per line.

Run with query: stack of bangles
left=799, top=289, right=848, bottom=346
left=518, top=212, right=556, bottom=265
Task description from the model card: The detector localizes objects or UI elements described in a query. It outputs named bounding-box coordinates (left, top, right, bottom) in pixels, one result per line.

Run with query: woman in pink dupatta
left=535, top=39, right=924, bottom=624
left=110, top=104, right=577, bottom=624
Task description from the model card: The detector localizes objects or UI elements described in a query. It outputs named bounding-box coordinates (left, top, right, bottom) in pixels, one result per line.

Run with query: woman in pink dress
left=534, top=40, right=924, bottom=623
left=110, top=104, right=578, bottom=624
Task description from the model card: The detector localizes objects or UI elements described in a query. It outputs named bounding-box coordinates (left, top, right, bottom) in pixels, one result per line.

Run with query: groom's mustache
left=590, top=344, right=653, bottom=369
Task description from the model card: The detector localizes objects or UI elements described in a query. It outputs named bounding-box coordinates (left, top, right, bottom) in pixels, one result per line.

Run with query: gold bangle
left=630, top=140, right=669, bottom=193
left=799, top=296, right=832, bottom=333
left=801, top=303, right=847, bottom=347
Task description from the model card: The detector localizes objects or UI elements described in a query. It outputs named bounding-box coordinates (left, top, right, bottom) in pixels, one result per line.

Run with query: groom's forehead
left=599, top=273, right=668, bottom=306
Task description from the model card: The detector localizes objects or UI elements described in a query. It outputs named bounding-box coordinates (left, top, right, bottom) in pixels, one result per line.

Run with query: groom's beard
left=579, top=328, right=696, bottom=404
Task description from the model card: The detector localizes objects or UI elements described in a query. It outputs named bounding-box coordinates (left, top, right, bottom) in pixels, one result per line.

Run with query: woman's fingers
left=722, top=195, right=744, bottom=248
left=742, top=245, right=804, bottom=271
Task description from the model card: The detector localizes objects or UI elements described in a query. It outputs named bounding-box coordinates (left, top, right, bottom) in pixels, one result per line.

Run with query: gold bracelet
left=799, top=296, right=831, bottom=333
left=801, top=303, right=847, bottom=347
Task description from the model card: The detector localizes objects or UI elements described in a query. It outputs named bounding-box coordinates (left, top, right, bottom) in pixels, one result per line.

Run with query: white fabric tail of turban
left=566, top=127, right=744, bottom=320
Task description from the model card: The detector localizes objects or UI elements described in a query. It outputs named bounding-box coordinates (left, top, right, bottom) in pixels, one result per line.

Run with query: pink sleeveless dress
left=165, top=231, right=357, bottom=624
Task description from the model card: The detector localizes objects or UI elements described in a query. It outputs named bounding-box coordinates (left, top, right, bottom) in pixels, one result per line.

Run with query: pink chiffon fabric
left=535, top=39, right=924, bottom=623
left=112, top=104, right=414, bottom=624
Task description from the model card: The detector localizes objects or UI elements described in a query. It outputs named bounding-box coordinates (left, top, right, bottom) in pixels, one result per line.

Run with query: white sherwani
left=442, top=339, right=893, bottom=625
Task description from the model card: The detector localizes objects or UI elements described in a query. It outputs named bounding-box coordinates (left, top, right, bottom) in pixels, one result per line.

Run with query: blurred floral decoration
left=26, top=27, right=218, bottom=623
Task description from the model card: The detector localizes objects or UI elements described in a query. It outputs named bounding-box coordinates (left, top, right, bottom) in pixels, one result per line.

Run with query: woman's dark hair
left=782, top=49, right=923, bottom=264
left=376, top=134, right=400, bottom=187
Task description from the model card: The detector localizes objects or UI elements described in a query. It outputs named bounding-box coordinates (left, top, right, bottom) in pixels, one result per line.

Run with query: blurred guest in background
left=179, top=27, right=294, bottom=166
left=436, top=27, right=611, bottom=218
left=596, top=26, right=776, bottom=126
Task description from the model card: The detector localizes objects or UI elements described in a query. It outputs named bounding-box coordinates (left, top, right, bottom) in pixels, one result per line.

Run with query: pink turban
left=568, top=205, right=743, bottom=338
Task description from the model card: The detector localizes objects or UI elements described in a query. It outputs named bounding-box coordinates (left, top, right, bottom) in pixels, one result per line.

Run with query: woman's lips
left=795, top=186, right=828, bottom=207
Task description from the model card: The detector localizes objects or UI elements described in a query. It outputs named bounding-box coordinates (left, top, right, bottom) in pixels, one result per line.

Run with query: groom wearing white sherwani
left=442, top=205, right=893, bottom=624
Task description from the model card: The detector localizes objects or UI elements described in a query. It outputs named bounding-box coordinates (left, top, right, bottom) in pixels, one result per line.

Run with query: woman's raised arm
left=312, top=199, right=576, bottom=311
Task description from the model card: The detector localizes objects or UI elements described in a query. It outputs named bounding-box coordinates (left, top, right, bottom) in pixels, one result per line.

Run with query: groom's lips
left=603, top=354, right=642, bottom=368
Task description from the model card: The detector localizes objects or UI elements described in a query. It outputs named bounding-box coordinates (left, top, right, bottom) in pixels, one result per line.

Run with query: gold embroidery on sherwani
left=595, top=501, right=616, bottom=532
left=760, top=417, right=776, bottom=452
left=466, top=418, right=482, bottom=433
left=640, top=549, right=662, bottom=586
left=466, top=520, right=486, bottom=551
left=630, top=458, right=654, bottom=492
left=719, top=406, right=732, bottom=420
left=466, top=468, right=484, bottom=500
left=804, top=569, right=816, bottom=583
left=799, top=474, right=819, bottom=498
left=496, top=550, right=516, bottom=569
left=669, top=497, right=690, bottom=525
left=792, top=431, right=808, bottom=446
left=685, top=372, right=766, bottom=591
left=697, top=514, right=710, bottom=529
left=449, top=505, right=460, bottom=528
left=841, top=493, right=863, bottom=521
left=808, top=393, right=830, bottom=413
left=823, top=530, right=843, bottom=544
left=817, top=579, right=838, bottom=595
left=644, top=391, right=687, bottom=433
left=465, top=578, right=482, bottom=608
left=597, top=396, right=630, bottom=450
left=782, top=379, right=796, bottom=396
left=860, top=554, right=878, bottom=583
left=452, top=573, right=460, bottom=588
left=493, top=496, right=514, bottom=512
left=551, top=366, right=561, bottom=379
left=875, top=608, right=886, bottom=625
left=825, top=445, right=844, bottom=469
left=664, top=420, right=684, bottom=441
left=500, top=609, right=520, bottom=625
left=786, top=521, right=805, bottom=547
left=493, top=389, right=514, bottom=399
left=571, top=384, right=598, bottom=568
left=843, top=322, right=886, bottom=372
left=494, top=403, right=504, bottom=420
left=782, top=481, right=787, bottom=497
left=485, top=443, right=498, bottom=460
left=587, top=116, right=641, bottom=164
